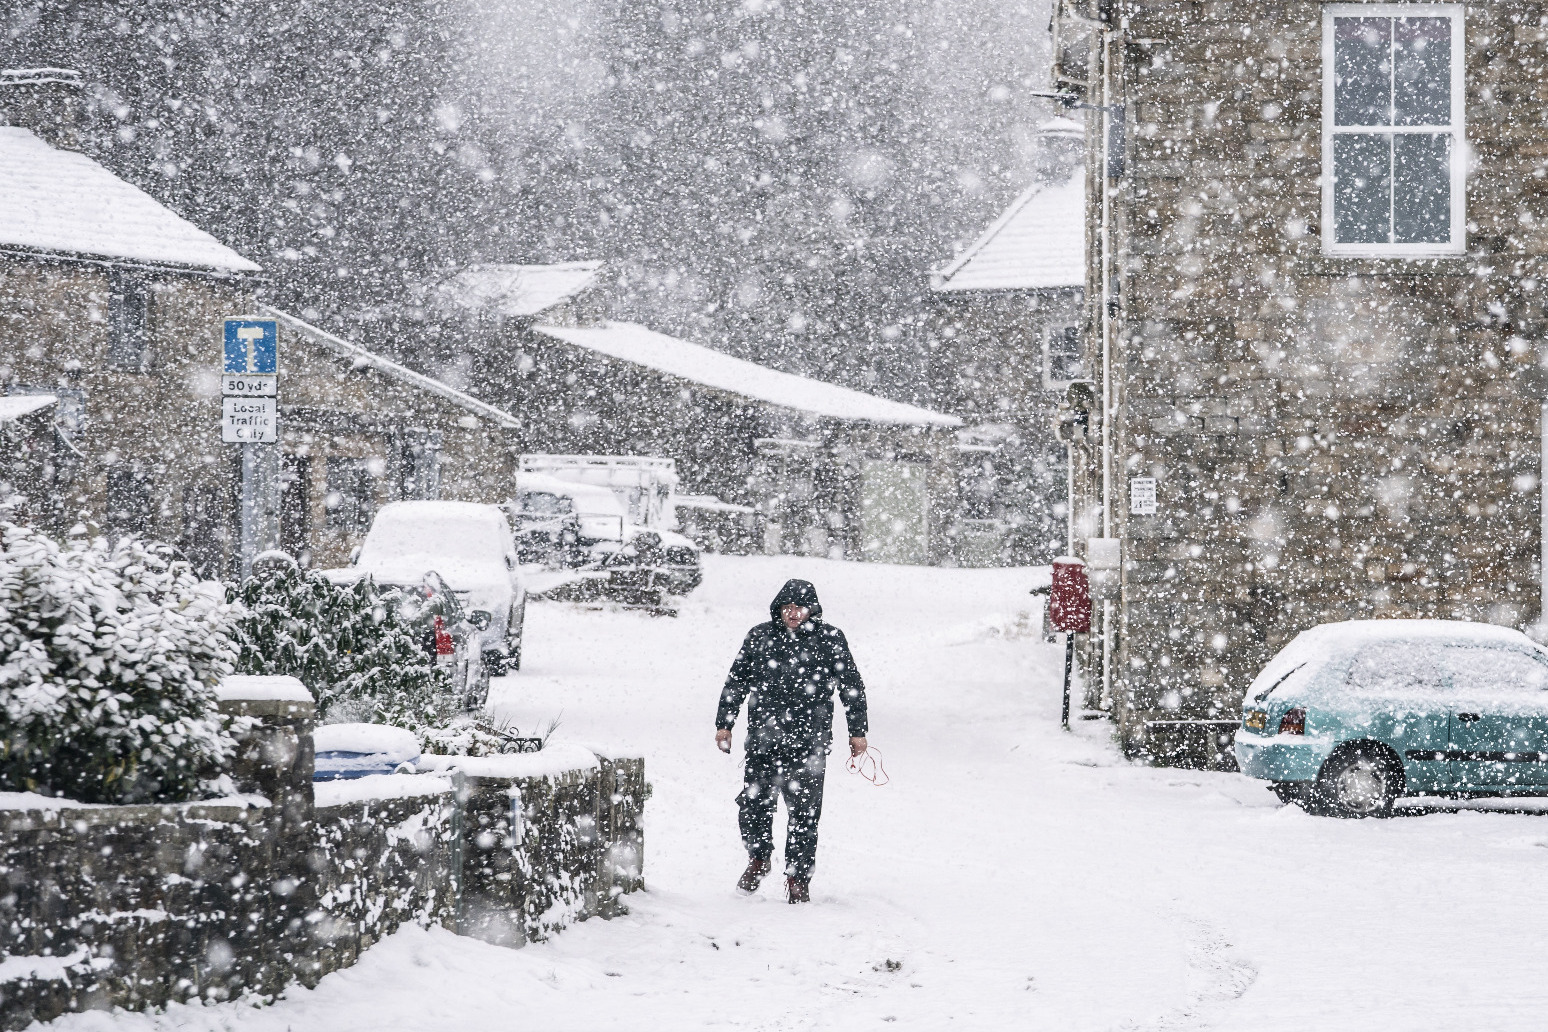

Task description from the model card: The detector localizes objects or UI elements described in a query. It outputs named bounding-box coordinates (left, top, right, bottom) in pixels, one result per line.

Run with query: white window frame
left=1042, top=320, right=1085, bottom=390
left=1321, top=3, right=1466, bottom=257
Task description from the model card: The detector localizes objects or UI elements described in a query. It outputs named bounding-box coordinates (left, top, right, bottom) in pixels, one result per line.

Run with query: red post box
left=1050, top=556, right=1091, bottom=634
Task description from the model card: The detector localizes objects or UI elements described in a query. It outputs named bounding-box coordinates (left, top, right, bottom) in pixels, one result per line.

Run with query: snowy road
left=53, top=555, right=1548, bottom=1031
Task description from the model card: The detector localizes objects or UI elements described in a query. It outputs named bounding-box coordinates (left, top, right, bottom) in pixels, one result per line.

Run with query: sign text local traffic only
left=223, top=397, right=277, bottom=442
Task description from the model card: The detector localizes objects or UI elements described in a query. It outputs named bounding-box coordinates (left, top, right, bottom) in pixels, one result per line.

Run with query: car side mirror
left=469, top=610, right=493, bottom=632
left=349, top=546, right=362, bottom=565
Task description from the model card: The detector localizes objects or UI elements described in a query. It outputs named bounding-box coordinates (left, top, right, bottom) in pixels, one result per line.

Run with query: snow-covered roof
left=428, top=261, right=602, bottom=317
left=262, top=306, right=521, bottom=430
left=534, top=321, right=960, bottom=428
left=0, top=394, right=56, bottom=421
left=931, top=173, right=1084, bottom=293
left=0, top=127, right=260, bottom=273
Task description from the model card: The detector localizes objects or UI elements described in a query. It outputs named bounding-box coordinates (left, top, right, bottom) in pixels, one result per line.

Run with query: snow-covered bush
left=228, top=563, right=453, bottom=730
left=0, top=522, right=242, bottom=803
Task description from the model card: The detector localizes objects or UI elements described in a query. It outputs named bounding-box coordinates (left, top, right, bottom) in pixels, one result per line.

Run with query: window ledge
left=1301, top=253, right=1488, bottom=278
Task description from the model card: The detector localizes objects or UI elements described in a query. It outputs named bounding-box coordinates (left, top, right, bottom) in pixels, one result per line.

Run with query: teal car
left=1235, top=620, right=1548, bottom=817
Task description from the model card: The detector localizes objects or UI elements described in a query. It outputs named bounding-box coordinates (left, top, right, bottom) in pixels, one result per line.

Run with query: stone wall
left=1070, top=0, right=1548, bottom=763
left=0, top=694, right=646, bottom=1029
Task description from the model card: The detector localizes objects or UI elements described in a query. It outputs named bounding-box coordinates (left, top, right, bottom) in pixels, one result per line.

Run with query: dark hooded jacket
left=716, top=579, right=868, bottom=754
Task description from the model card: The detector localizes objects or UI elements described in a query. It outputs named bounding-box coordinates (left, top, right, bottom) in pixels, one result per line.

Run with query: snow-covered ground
left=47, top=556, right=1548, bottom=1031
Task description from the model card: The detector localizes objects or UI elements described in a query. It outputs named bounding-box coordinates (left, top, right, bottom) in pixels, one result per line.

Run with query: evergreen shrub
left=0, top=522, right=243, bottom=803
left=228, top=563, right=454, bottom=731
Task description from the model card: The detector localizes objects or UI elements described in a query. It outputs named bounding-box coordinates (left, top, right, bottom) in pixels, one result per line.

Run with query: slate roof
left=535, top=321, right=959, bottom=428
left=930, top=172, right=1084, bottom=293
left=0, top=127, right=259, bottom=272
left=427, top=261, right=603, bottom=317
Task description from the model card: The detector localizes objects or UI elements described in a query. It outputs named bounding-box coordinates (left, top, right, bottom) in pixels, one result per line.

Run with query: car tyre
left=1311, top=744, right=1403, bottom=818
left=1268, top=781, right=1307, bottom=806
left=482, top=649, right=507, bottom=677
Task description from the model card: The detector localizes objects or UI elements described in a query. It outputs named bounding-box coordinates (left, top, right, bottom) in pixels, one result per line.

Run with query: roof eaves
left=262, top=305, right=521, bottom=430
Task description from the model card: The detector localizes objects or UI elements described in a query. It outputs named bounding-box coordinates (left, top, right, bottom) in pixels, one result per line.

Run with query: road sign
left=222, top=396, right=277, bottom=443
left=222, top=373, right=277, bottom=397
left=224, top=318, right=278, bottom=375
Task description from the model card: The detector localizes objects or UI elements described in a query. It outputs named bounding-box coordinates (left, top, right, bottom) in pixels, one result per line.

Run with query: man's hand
left=716, top=729, right=733, bottom=753
left=849, top=736, right=867, bottom=758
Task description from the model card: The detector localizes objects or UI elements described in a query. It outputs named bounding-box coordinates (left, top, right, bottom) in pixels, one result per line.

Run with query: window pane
left=1441, top=647, right=1548, bottom=695
left=1394, top=17, right=1451, bottom=126
left=1333, top=133, right=1392, bottom=244
left=1346, top=644, right=1450, bottom=696
left=1394, top=133, right=1450, bottom=243
left=1334, top=17, right=1391, bottom=127
left=1047, top=325, right=1084, bottom=382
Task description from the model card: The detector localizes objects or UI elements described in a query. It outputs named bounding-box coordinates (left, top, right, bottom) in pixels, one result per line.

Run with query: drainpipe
left=1099, top=24, right=1116, bottom=710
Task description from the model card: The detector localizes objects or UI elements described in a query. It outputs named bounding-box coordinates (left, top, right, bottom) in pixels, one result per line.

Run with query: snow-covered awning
left=931, top=173, right=1084, bottom=293
left=0, top=394, right=56, bottom=422
left=534, top=321, right=960, bottom=428
left=0, top=127, right=260, bottom=273
left=427, top=261, right=602, bottom=317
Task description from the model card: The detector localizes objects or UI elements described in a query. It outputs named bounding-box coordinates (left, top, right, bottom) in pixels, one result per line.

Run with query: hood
left=769, top=578, right=822, bottom=625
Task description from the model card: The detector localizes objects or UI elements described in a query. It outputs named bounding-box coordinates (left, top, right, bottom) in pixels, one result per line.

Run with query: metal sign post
left=224, top=318, right=280, bottom=580
left=1049, top=557, right=1092, bottom=730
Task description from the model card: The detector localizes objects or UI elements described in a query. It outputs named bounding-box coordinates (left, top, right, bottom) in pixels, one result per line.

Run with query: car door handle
left=1457, top=713, right=1482, bottom=723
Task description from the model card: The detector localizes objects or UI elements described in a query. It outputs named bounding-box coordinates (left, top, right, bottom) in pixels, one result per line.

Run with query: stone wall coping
left=313, top=773, right=452, bottom=808
left=216, top=675, right=314, bottom=703
left=0, top=793, right=271, bottom=831
left=416, top=743, right=603, bottom=780
left=217, top=697, right=316, bottom=719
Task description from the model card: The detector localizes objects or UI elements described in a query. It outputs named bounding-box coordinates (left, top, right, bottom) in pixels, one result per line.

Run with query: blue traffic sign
left=224, top=318, right=278, bottom=375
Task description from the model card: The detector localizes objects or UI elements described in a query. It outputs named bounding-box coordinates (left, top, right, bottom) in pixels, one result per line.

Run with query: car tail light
left=1278, top=707, right=1306, bottom=736
left=434, top=616, right=455, bottom=661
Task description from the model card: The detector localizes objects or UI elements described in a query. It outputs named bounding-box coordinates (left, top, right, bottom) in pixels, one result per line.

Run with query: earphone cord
left=846, top=745, right=890, bottom=787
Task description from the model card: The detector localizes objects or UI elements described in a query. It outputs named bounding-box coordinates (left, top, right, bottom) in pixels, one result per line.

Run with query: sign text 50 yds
left=223, top=318, right=279, bottom=443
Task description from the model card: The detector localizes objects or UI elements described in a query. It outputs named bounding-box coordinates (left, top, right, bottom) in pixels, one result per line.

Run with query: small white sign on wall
left=1130, top=477, right=1158, bottom=516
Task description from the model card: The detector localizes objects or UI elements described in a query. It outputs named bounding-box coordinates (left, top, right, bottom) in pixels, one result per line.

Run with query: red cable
left=846, top=745, right=890, bottom=787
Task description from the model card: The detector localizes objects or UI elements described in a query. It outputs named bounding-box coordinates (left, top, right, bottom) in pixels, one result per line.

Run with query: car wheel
left=482, top=649, right=507, bottom=677
left=1268, top=781, right=1306, bottom=806
left=507, top=643, right=521, bottom=672
left=1313, top=745, right=1403, bottom=818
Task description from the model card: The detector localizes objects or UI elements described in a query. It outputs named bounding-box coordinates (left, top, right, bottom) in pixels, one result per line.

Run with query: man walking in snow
left=715, top=579, right=868, bottom=904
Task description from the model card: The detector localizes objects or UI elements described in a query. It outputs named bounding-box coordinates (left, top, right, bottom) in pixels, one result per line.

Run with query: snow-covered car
left=507, top=462, right=702, bottom=610
left=1236, top=619, right=1548, bottom=817
left=331, top=500, right=527, bottom=675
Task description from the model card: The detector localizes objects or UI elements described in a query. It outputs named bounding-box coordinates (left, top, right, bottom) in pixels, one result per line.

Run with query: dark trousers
left=738, top=747, right=828, bottom=881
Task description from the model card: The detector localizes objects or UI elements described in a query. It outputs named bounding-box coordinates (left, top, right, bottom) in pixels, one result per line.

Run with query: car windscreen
left=517, top=491, right=572, bottom=516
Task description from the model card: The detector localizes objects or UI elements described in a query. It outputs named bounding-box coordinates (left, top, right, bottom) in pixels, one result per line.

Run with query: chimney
left=0, top=67, right=84, bottom=151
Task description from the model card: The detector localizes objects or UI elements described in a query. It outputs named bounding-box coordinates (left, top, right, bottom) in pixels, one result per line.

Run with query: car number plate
left=1244, top=709, right=1267, bottom=731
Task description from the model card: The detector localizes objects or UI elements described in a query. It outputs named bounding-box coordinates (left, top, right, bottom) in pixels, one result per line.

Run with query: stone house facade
left=0, top=77, right=522, bottom=576
left=1061, top=0, right=1548, bottom=763
left=929, top=118, right=1088, bottom=565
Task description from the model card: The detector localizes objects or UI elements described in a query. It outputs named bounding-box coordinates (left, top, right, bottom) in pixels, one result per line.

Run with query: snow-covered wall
left=0, top=697, right=646, bottom=1029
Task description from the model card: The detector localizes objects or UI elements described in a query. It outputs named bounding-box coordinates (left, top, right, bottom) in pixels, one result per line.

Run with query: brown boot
left=736, top=857, right=770, bottom=894
left=785, top=876, right=810, bottom=904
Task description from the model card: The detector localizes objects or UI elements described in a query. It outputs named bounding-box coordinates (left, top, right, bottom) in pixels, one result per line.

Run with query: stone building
left=1060, top=1, right=1548, bottom=763
left=0, top=74, right=521, bottom=576
left=402, top=265, right=964, bottom=563
left=929, top=118, right=1087, bottom=565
